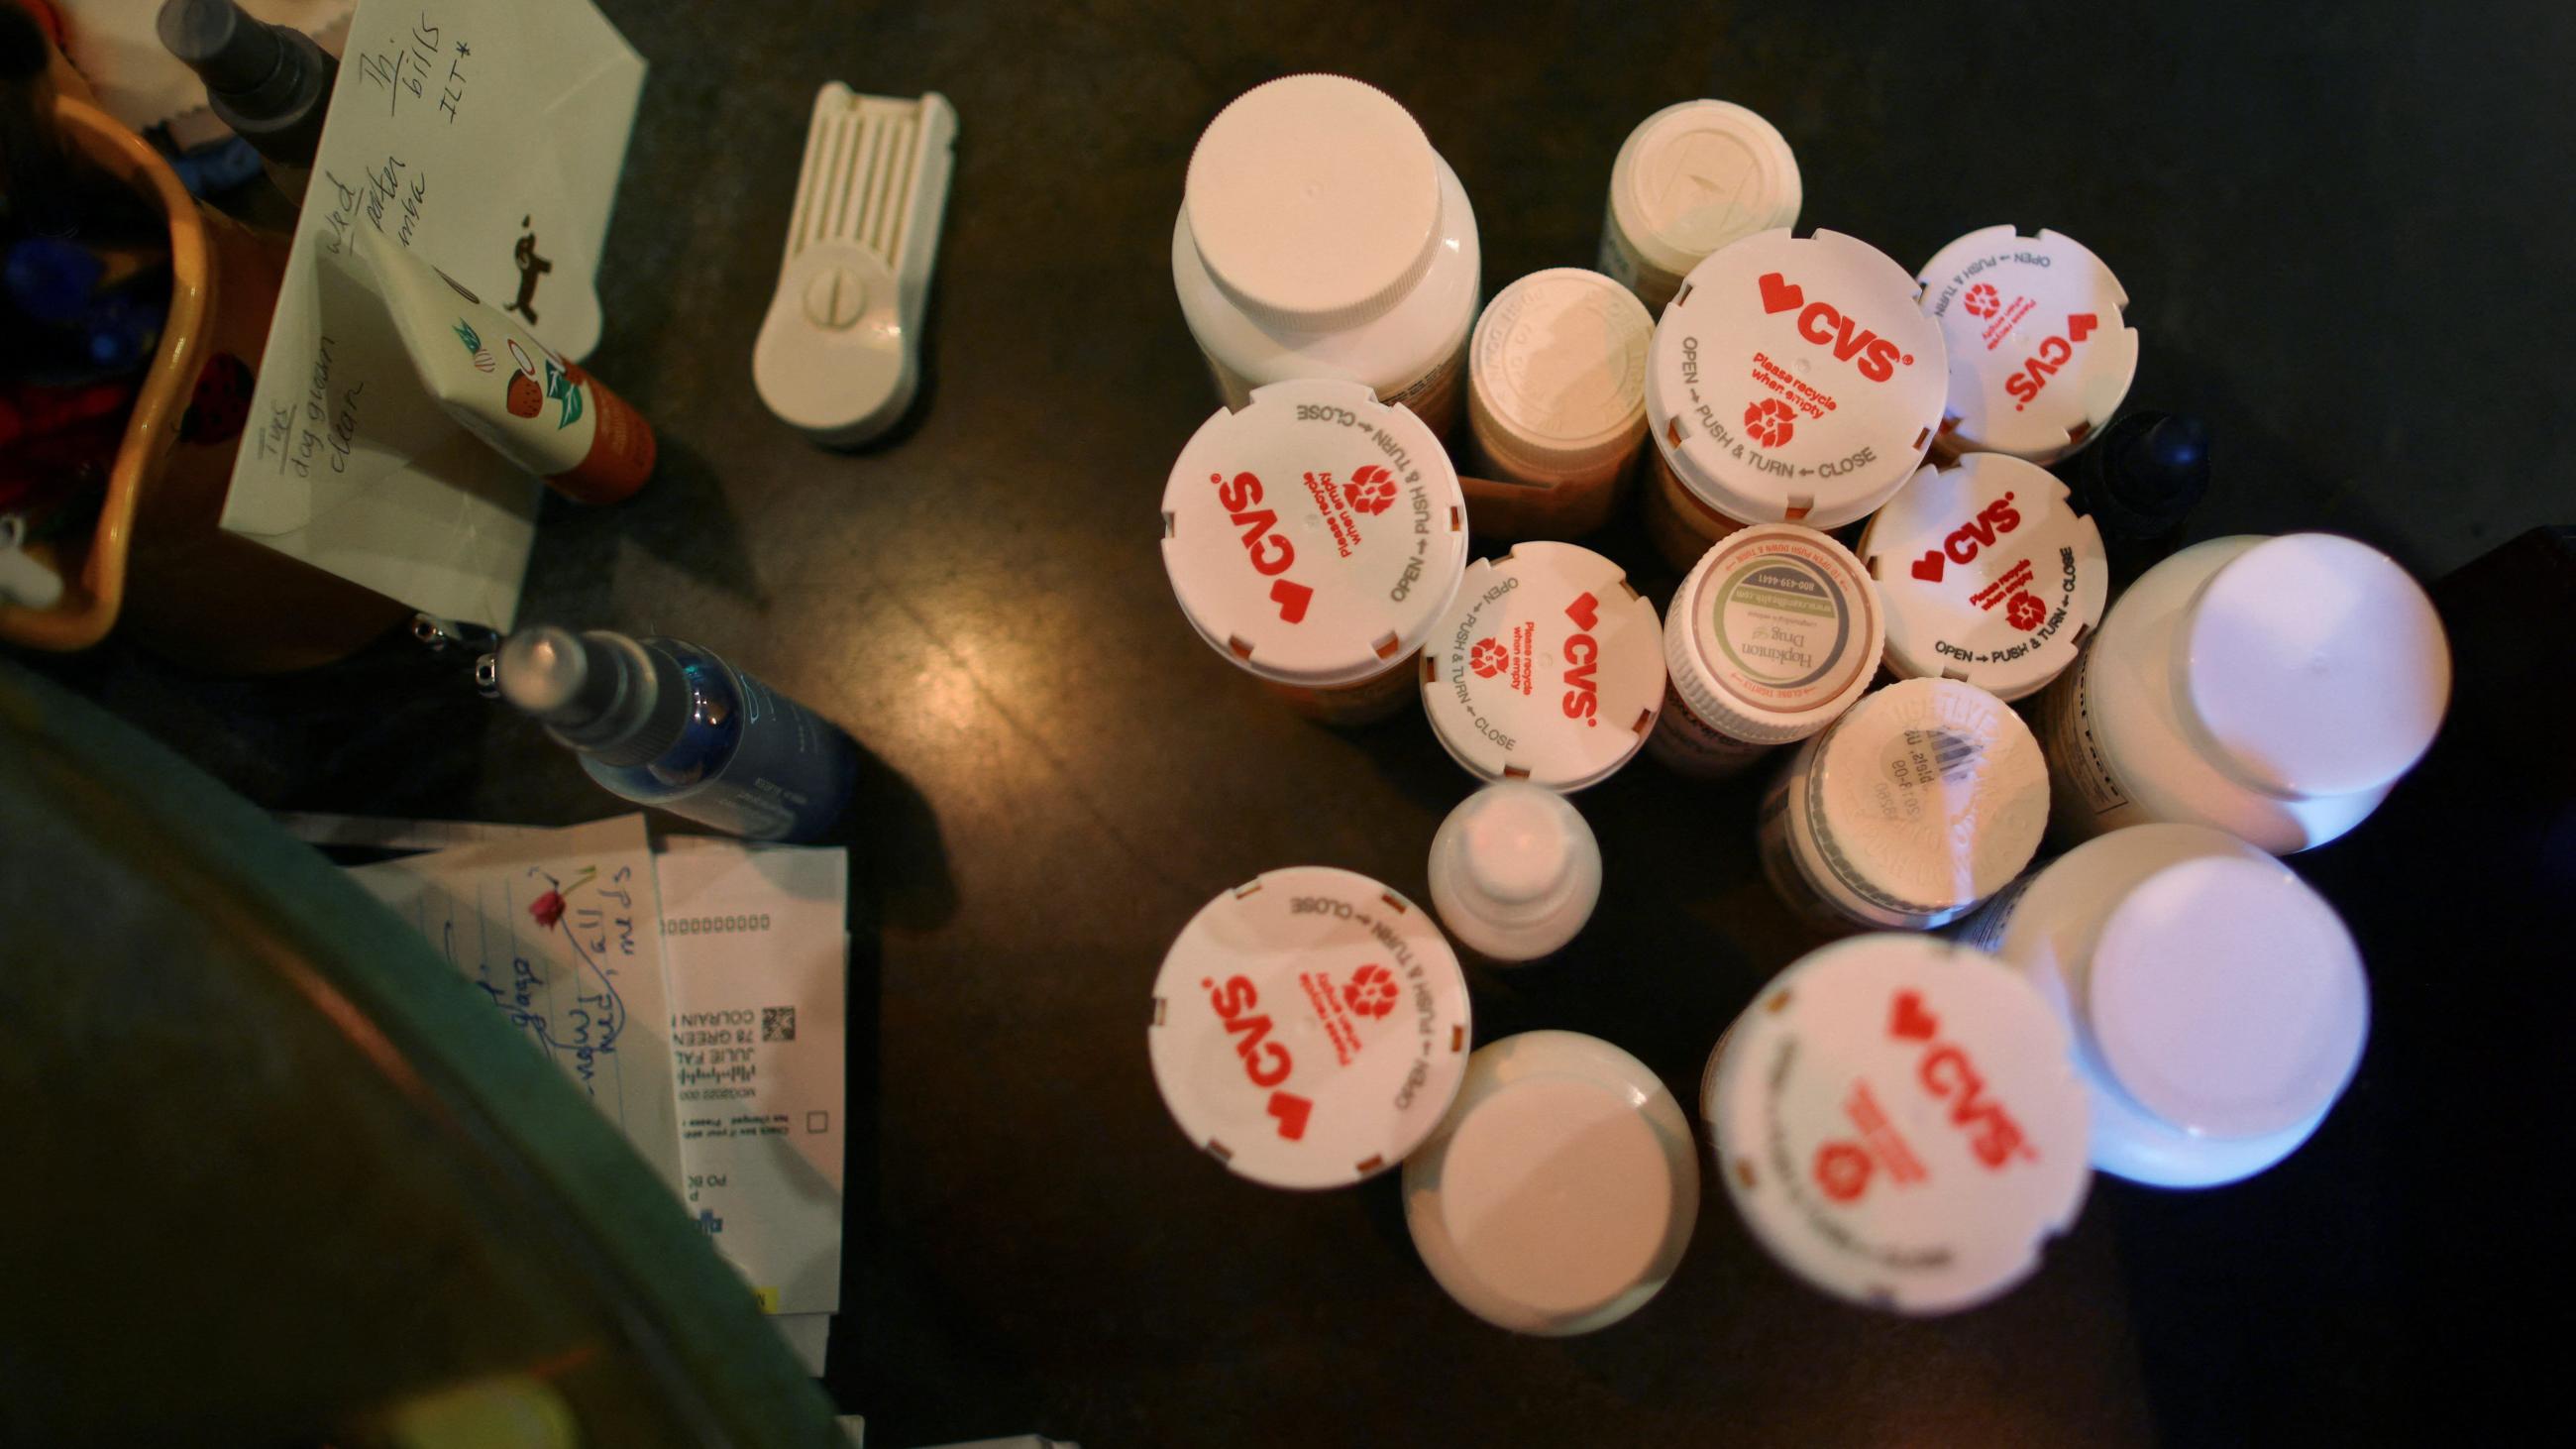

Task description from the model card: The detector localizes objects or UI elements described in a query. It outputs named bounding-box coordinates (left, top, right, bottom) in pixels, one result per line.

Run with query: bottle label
left=686, top=670, right=856, bottom=840
left=1951, top=870, right=2039, bottom=955
left=1648, top=679, right=1774, bottom=779
left=2035, top=653, right=2131, bottom=815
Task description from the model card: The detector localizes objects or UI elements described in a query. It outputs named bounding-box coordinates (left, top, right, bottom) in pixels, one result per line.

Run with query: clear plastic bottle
left=1172, top=74, right=1481, bottom=436
left=495, top=626, right=858, bottom=841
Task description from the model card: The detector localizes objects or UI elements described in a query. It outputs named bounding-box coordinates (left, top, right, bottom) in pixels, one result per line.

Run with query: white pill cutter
left=754, top=85, right=957, bottom=446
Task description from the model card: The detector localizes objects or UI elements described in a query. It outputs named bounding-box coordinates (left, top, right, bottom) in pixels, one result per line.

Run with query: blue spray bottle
left=495, top=625, right=856, bottom=841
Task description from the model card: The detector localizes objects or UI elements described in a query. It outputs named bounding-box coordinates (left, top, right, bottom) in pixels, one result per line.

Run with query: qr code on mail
left=762, top=1006, right=797, bottom=1043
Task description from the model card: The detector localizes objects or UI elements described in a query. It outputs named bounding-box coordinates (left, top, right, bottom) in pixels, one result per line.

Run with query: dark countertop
left=31, top=2, right=2576, bottom=1444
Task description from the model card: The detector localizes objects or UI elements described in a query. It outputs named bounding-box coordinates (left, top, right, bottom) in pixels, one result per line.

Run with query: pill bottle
left=1173, top=74, right=1481, bottom=437
left=1459, top=269, right=1653, bottom=539
left=1759, top=678, right=2049, bottom=933
left=1856, top=454, right=2106, bottom=701
left=1420, top=542, right=1664, bottom=791
left=1406, top=1031, right=1696, bottom=1333
left=1160, top=379, right=1470, bottom=725
left=1700, top=934, right=2090, bottom=1314
left=1596, top=100, right=1801, bottom=314
left=1639, top=229, right=1948, bottom=573
left=2031, top=533, right=2449, bottom=854
left=1955, top=824, right=2369, bottom=1188
left=1647, top=524, right=1882, bottom=780
left=1148, top=866, right=1472, bottom=1189
left=1426, top=783, right=1602, bottom=964
left=1915, top=227, right=2138, bottom=465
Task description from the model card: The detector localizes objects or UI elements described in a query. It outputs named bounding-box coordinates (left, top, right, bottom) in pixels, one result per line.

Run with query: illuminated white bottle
left=1597, top=100, right=1801, bottom=314
left=1426, top=783, right=1602, bottom=963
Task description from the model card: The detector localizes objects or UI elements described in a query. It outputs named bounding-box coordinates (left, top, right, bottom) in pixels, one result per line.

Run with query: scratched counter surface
left=25, top=1, right=2574, bottom=1444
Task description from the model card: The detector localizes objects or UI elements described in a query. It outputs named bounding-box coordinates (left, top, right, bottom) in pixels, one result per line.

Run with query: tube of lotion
left=357, top=229, right=656, bottom=504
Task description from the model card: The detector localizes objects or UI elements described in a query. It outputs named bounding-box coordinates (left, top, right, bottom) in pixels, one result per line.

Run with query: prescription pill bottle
left=1597, top=100, right=1801, bottom=314
left=1173, top=74, right=1481, bottom=437
left=2031, top=533, right=2449, bottom=853
left=1916, top=227, right=2138, bottom=465
left=1758, top=677, right=2049, bottom=933
left=1647, top=524, right=1882, bottom=780
left=1426, top=784, right=1602, bottom=964
left=1160, top=379, right=1470, bottom=725
left=1700, top=934, right=2090, bottom=1314
left=1420, top=542, right=1664, bottom=791
left=1459, top=268, right=1653, bottom=540
left=1857, top=454, right=2107, bottom=701
left=1406, top=1031, right=1696, bottom=1333
left=1955, top=824, right=2369, bottom=1189
left=1639, top=230, right=1948, bottom=573
left=1149, top=866, right=1472, bottom=1189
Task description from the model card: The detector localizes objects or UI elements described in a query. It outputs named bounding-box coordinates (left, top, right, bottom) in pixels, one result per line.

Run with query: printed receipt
left=349, top=814, right=684, bottom=1192
left=656, top=838, right=849, bottom=1320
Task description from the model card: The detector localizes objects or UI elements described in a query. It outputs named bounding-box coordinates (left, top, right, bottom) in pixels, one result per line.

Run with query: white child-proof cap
left=1149, top=866, right=1472, bottom=1190
left=1789, top=678, right=2050, bottom=927
left=1703, top=934, right=2091, bottom=1314
left=1603, top=101, right=1801, bottom=305
left=1427, top=784, right=1603, bottom=962
left=1466, top=269, right=1653, bottom=481
left=2088, top=856, right=2369, bottom=1143
left=1859, top=454, right=2108, bottom=701
left=1421, top=542, right=1664, bottom=790
left=1916, top=226, right=2139, bottom=463
left=2177, top=533, right=2450, bottom=801
left=1665, top=524, right=1883, bottom=747
left=1161, top=379, right=1469, bottom=689
left=1186, top=74, right=1442, bottom=333
left=1407, top=1031, right=1697, bottom=1334
left=1646, top=229, right=1947, bottom=529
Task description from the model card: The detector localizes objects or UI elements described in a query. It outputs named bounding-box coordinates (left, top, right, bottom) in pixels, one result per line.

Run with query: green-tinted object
left=0, top=660, right=843, bottom=1446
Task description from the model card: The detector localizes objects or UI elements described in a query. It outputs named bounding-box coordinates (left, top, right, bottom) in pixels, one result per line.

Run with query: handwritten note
left=350, top=815, right=684, bottom=1195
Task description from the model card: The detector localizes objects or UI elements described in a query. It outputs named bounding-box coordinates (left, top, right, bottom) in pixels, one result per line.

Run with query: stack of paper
left=347, top=815, right=848, bottom=1374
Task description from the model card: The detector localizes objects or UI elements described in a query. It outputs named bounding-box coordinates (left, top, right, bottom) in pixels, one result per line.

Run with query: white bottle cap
left=1161, top=379, right=1469, bottom=689
left=1702, top=935, right=2091, bottom=1314
left=1604, top=101, right=1801, bottom=302
left=1427, top=784, right=1603, bottom=962
left=1645, top=229, right=1947, bottom=529
left=1792, top=678, right=2050, bottom=925
left=2088, top=856, right=2368, bottom=1142
left=1859, top=454, right=2108, bottom=701
left=2177, top=533, right=2450, bottom=801
left=1465, top=269, right=1653, bottom=480
left=1420, top=542, right=1664, bottom=790
left=1916, top=227, right=2139, bottom=463
left=1149, top=866, right=1472, bottom=1190
left=1664, top=524, right=1883, bottom=747
left=1406, top=1031, right=1697, bottom=1334
left=1185, top=75, right=1443, bottom=334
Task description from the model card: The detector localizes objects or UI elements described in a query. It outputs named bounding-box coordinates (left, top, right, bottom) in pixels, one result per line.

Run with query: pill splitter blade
left=754, top=85, right=957, bottom=447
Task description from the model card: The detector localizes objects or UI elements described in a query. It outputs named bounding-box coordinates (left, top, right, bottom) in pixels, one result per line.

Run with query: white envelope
left=216, top=0, right=646, bottom=629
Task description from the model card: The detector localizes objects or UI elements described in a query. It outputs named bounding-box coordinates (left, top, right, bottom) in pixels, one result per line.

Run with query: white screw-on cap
left=1466, top=269, right=1653, bottom=480
left=1859, top=454, right=2108, bottom=701
left=1185, top=75, right=1444, bottom=334
left=1916, top=227, right=2139, bottom=463
left=1406, top=1032, right=1697, bottom=1334
left=1420, top=542, right=1664, bottom=791
left=1702, top=935, right=2091, bottom=1314
left=1603, top=101, right=1801, bottom=303
left=1427, top=784, right=1603, bottom=962
left=1161, top=379, right=1469, bottom=689
left=2087, top=856, right=2368, bottom=1142
left=1148, top=866, right=1472, bottom=1190
left=1646, top=229, right=1947, bottom=529
left=2178, top=533, right=2450, bottom=800
left=1664, top=524, right=1882, bottom=747
left=1792, top=678, right=2050, bottom=926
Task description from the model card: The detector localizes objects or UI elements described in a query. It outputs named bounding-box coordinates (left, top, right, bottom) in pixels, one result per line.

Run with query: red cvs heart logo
left=1267, top=1089, right=1313, bottom=1141
left=2067, top=312, right=2097, bottom=343
left=1889, top=989, right=1940, bottom=1043
left=1911, top=551, right=1946, bottom=584
left=1758, top=272, right=1805, bottom=315
left=1270, top=578, right=1313, bottom=623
